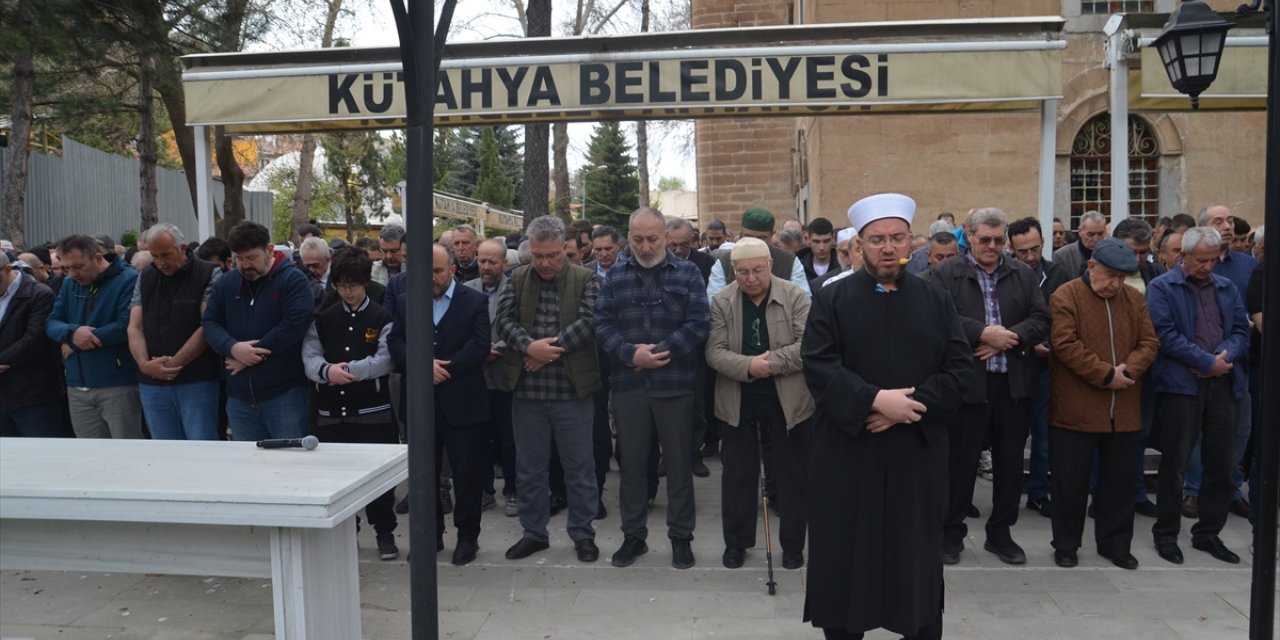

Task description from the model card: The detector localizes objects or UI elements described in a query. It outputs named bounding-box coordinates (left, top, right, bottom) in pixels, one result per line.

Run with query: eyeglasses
left=862, top=233, right=910, bottom=248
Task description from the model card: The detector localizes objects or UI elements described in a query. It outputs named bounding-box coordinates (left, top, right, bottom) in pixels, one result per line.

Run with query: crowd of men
left=0, top=194, right=1268, bottom=640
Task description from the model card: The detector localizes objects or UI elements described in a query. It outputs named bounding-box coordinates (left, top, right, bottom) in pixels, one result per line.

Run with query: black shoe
left=575, top=538, right=600, bottom=563
left=376, top=534, right=399, bottom=561
left=1192, top=537, right=1240, bottom=564
left=657, top=458, right=667, bottom=477
left=480, top=492, right=496, bottom=512
left=549, top=493, right=568, bottom=517
left=1087, top=501, right=1096, bottom=519
left=440, top=487, right=454, bottom=515
left=967, top=504, right=980, bottom=519
left=505, top=537, right=550, bottom=560
left=983, top=539, right=1026, bottom=565
left=692, top=458, right=710, bottom=478
left=395, top=495, right=410, bottom=514
left=1229, top=497, right=1251, bottom=518
left=782, top=550, right=804, bottom=570
left=671, top=538, right=695, bottom=569
left=595, top=499, right=607, bottom=520
left=1155, top=539, right=1184, bottom=564
left=1134, top=499, right=1158, bottom=518
left=1102, top=551, right=1139, bottom=570
left=451, top=538, right=478, bottom=565
left=611, top=536, right=649, bottom=568
left=941, top=542, right=962, bottom=565
left=701, top=442, right=719, bottom=457
left=722, top=547, right=745, bottom=569
left=1053, top=549, right=1078, bottom=568
left=1182, top=495, right=1199, bottom=519
left=1026, top=497, right=1052, bottom=518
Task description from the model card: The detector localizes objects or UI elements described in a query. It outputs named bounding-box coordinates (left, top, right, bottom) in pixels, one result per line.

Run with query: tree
left=583, top=122, right=638, bottom=228
left=432, top=128, right=460, bottom=190
left=265, top=162, right=341, bottom=243
left=319, top=131, right=391, bottom=242
left=472, top=127, right=515, bottom=208
left=289, top=0, right=343, bottom=241
left=521, top=0, right=551, bottom=225
left=494, top=125, right=525, bottom=208
left=1, top=0, right=36, bottom=248
left=635, top=0, right=651, bottom=208
left=656, top=175, right=686, bottom=191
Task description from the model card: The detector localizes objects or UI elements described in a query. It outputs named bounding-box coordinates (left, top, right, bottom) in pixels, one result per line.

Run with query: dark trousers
left=722, top=394, right=807, bottom=552
left=1153, top=379, right=1236, bottom=545
left=822, top=617, right=942, bottom=640
left=435, top=403, right=486, bottom=543
left=614, top=390, right=696, bottom=541
left=482, top=389, right=517, bottom=498
left=1050, top=427, right=1139, bottom=557
left=312, top=418, right=399, bottom=536
left=702, top=366, right=721, bottom=449
left=592, top=364, right=613, bottom=491
left=691, top=358, right=709, bottom=461
left=945, top=373, right=1030, bottom=546
left=0, top=401, right=72, bottom=438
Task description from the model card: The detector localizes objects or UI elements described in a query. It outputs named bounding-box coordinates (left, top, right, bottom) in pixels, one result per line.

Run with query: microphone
left=256, top=435, right=320, bottom=450
left=898, top=258, right=910, bottom=265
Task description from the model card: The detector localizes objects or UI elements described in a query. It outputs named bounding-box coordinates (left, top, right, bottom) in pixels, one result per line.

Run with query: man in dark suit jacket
left=0, top=253, right=69, bottom=437
left=389, top=243, right=491, bottom=565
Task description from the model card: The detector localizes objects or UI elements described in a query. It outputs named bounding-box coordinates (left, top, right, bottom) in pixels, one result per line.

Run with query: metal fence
left=0, top=137, right=271, bottom=248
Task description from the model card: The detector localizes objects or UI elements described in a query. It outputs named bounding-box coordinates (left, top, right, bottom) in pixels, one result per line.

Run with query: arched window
left=1069, top=113, right=1160, bottom=228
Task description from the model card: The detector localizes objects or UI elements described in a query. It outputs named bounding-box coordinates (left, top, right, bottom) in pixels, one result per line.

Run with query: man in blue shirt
left=1181, top=204, right=1257, bottom=520
left=595, top=207, right=710, bottom=570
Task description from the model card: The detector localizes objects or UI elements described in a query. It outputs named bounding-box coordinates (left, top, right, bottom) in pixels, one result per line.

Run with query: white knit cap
left=730, top=237, right=770, bottom=262
left=847, top=193, right=916, bottom=232
left=836, top=228, right=855, bottom=245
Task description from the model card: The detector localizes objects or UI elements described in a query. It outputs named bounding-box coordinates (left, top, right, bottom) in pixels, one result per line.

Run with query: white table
left=0, top=438, right=407, bottom=639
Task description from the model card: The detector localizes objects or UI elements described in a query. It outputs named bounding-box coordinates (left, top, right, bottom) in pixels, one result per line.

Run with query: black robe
left=801, top=269, right=972, bottom=636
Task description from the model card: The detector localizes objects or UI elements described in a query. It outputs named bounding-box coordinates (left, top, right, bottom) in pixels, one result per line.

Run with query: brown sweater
left=1048, top=277, right=1160, bottom=433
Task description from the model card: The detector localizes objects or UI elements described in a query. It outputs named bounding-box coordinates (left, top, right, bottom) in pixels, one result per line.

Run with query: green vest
left=500, top=264, right=601, bottom=398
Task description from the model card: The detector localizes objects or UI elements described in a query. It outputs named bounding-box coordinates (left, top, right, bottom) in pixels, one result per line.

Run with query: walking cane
left=757, top=421, right=778, bottom=595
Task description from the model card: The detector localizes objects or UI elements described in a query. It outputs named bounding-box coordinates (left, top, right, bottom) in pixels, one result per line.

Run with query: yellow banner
left=1136, top=43, right=1267, bottom=110
left=184, top=48, right=1062, bottom=133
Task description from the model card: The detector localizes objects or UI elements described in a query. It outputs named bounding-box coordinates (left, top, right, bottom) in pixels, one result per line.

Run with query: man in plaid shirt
left=594, top=207, right=710, bottom=570
left=496, top=216, right=603, bottom=563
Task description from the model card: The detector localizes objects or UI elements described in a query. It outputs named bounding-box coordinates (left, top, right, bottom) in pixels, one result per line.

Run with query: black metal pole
left=390, top=0, right=437, bottom=638
left=1248, top=2, right=1278, bottom=638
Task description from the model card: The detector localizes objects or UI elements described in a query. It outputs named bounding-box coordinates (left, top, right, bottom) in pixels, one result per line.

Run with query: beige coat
left=705, top=276, right=814, bottom=429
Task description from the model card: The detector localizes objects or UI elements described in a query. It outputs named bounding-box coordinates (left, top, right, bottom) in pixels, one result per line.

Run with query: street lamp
left=1150, top=0, right=1236, bottom=109
left=1148, top=2, right=1276, bottom=640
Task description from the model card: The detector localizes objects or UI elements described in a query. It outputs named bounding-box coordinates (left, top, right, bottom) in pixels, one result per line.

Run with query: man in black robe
left=802, top=193, right=972, bottom=640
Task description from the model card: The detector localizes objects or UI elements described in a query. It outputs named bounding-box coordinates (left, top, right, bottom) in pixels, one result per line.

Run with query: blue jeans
left=139, top=380, right=221, bottom=440
left=1026, top=369, right=1051, bottom=501
left=226, top=386, right=309, bottom=441
left=0, top=401, right=71, bottom=438
left=1183, top=391, right=1250, bottom=501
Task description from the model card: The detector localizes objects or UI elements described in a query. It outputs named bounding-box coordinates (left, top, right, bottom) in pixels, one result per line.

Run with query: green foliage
left=583, top=122, right=639, bottom=228
left=318, top=130, right=393, bottom=238
left=656, top=175, right=686, bottom=191
left=265, top=162, right=341, bottom=243
left=471, top=128, right=515, bottom=208
left=433, top=128, right=460, bottom=191
left=384, top=130, right=407, bottom=189
left=120, top=229, right=138, bottom=248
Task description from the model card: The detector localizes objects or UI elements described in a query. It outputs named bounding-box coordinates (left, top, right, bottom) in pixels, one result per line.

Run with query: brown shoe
left=1229, top=497, right=1251, bottom=518
left=1181, top=495, right=1199, bottom=519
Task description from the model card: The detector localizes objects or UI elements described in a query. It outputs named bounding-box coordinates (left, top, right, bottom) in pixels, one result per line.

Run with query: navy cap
left=1092, top=238, right=1138, bottom=273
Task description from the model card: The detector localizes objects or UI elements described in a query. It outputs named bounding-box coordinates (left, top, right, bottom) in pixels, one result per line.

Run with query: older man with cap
left=802, top=193, right=971, bottom=640
left=707, top=208, right=811, bottom=297
left=706, top=237, right=813, bottom=571
left=932, top=207, right=1050, bottom=567
left=815, top=228, right=860, bottom=289
left=1046, top=239, right=1160, bottom=570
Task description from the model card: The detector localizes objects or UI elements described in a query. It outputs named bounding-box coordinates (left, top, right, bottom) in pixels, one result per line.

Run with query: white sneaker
left=979, top=449, right=994, bottom=481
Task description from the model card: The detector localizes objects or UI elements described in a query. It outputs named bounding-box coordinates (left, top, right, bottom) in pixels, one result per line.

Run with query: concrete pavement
left=1, top=455, right=1269, bottom=639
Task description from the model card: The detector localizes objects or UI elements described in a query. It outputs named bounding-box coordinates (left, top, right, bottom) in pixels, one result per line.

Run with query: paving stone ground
left=1, top=456, right=1271, bottom=639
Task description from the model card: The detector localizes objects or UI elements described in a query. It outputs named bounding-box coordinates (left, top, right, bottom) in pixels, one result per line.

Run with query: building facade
left=692, top=0, right=1268, bottom=233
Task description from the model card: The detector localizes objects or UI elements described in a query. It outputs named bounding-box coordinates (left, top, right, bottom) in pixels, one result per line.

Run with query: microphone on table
left=256, top=435, right=320, bottom=450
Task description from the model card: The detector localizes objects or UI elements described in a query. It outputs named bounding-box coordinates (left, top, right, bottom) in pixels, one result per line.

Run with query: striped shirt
left=966, top=251, right=1008, bottom=374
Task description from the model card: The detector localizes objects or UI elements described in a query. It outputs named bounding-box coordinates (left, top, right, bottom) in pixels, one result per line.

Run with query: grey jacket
left=464, top=273, right=508, bottom=390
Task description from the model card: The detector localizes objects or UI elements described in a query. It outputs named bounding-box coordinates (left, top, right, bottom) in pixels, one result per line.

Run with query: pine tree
left=433, top=128, right=459, bottom=190
left=493, top=126, right=525, bottom=209
left=471, top=127, right=515, bottom=208
left=583, top=122, right=639, bottom=228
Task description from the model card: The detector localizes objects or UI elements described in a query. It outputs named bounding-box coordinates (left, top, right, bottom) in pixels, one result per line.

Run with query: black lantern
left=1149, top=0, right=1236, bottom=108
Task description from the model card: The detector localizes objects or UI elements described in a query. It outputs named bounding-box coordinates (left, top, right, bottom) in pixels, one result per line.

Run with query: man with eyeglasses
left=706, top=237, right=812, bottom=571
left=1054, top=210, right=1109, bottom=277
left=1007, top=217, right=1072, bottom=520
left=932, top=208, right=1050, bottom=566
left=301, top=247, right=400, bottom=561
left=594, top=207, right=709, bottom=570
left=802, top=193, right=971, bottom=640
left=203, top=222, right=315, bottom=442
left=371, top=224, right=406, bottom=286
